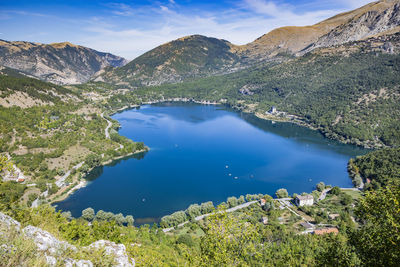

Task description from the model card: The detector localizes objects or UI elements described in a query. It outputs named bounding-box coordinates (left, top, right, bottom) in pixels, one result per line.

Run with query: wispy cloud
left=107, top=3, right=135, bottom=16
left=0, top=0, right=374, bottom=59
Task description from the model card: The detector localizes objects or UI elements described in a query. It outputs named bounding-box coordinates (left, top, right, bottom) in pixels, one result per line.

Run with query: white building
left=295, top=195, right=314, bottom=206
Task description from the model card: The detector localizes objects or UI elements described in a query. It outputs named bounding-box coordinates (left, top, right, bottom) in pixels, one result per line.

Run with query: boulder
left=0, top=212, right=21, bottom=230
left=22, top=225, right=76, bottom=255
left=89, top=240, right=135, bottom=267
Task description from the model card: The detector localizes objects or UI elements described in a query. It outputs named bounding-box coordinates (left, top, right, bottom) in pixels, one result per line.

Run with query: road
left=163, top=200, right=258, bottom=233
left=101, top=112, right=112, bottom=139
left=55, top=161, right=85, bottom=188
left=318, top=188, right=332, bottom=201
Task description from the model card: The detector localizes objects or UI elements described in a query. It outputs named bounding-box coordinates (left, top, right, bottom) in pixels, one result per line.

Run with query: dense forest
left=349, top=147, right=400, bottom=189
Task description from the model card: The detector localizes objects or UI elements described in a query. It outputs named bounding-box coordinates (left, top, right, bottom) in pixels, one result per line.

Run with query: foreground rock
left=0, top=212, right=135, bottom=266
left=89, top=240, right=135, bottom=267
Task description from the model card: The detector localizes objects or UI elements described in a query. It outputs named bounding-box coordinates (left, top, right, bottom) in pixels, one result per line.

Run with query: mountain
left=99, top=0, right=400, bottom=87
left=304, top=0, right=400, bottom=52
left=95, top=35, right=241, bottom=86
left=133, top=32, right=400, bottom=147
left=0, top=40, right=127, bottom=85
left=238, top=0, right=400, bottom=58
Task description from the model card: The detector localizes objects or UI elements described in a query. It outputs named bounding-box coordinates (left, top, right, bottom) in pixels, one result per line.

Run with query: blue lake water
left=56, top=102, right=367, bottom=224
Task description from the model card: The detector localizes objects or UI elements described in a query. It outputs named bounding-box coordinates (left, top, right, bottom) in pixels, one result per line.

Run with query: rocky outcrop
left=89, top=240, right=135, bottom=267
left=304, top=0, right=400, bottom=53
left=0, top=212, right=21, bottom=230
left=0, top=40, right=127, bottom=84
left=23, top=225, right=76, bottom=254
left=0, top=212, right=135, bottom=267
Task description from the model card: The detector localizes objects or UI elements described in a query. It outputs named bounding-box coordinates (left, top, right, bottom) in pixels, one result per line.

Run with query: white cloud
left=77, top=0, right=369, bottom=59
left=107, top=3, right=135, bottom=16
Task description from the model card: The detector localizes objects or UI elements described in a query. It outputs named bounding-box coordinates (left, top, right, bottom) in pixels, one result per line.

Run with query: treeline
left=71, top=207, right=135, bottom=226
left=0, top=72, right=77, bottom=103
left=160, top=193, right=265, bottom=228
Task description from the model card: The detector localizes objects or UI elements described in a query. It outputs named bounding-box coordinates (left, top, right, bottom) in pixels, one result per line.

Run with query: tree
left=316, top=182, right=325, bottom=192
left=200, top=201, right=214, bottom=214
left=238, top=195, right=245, bottom=205
left=125, top=215, right=134, bottom=226
left=262, top=195, right=274, bottom=212
left=318, top=234, right=361, bottom=266
left=0, top=155, right=13, bottom=173
left=275, top=188, right=288, bottom=198
left=85, top=154, right=101, bottom=168
left=353, top=185, right=400, bottom=266
left=227, top=196, right=238, bottom=208
left=135, top=142, right=145, bottom=151
left=176, top=234, right=194, bottom=247
left=340, top=193, right=352, bottom=205
left=330, top=186, right=341, bottom=195
left=114, top=213, right=126, bottom=225
left=95, top=210, right=107, bottom=221
left=81, top=207, right=95, bottom=221
left=61, top=211, right=72, bottom=220
left=186, top=204, right=201, bottom=220
left=200, top=208, right=261, bottom=265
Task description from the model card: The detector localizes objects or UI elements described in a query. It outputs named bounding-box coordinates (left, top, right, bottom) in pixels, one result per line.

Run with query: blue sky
left=0, top=0, right=372, bottom=59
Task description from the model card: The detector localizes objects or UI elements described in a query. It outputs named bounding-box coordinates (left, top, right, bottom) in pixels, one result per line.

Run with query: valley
left=0, top=0, right=399, bottom=266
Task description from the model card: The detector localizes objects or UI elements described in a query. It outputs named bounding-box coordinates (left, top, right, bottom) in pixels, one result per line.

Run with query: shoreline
left=109, top=98, right=383, bottom=149
left=50, top=148, right=148, bottom=204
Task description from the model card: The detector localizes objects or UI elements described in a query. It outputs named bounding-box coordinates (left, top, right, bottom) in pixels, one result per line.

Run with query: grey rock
left=22, top=225, right=76, bottom=254
left=46, top=254, right=57, bottom=266
left=65, top=258, right=94, bottom=267
left=0, top=212, right=21, bottom=230
left=89, top=240, right=135, bottom=267
left=306, top=1, right=400, bottom=52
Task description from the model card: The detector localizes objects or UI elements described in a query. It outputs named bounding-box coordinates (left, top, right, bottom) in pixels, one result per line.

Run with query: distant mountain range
left=95, top=0, right=400, bottom=86
left=0, top=41, right=127, bottom=84
left=1, top=1, right=399, bottom=86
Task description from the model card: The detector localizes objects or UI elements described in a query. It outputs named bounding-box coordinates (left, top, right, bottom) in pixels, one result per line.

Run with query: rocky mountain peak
left=0, top=40, right=127, bottom=84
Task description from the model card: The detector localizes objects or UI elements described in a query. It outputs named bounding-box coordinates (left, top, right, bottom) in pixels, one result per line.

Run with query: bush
left=176, top=234, right=194, bottom=247
left=275, top=188, right=288, bottom=198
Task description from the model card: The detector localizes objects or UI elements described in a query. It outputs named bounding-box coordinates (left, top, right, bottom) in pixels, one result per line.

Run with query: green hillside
left=130, top=34, right=400, bottom=148
left=99, top=35, right=242, bottom=86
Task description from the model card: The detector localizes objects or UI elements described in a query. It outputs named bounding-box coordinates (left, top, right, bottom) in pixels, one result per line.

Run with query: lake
left=56, top=102, right=367, bottom=224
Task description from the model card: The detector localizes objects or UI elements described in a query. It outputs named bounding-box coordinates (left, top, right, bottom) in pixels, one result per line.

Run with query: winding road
left=101, top=112, right=112, bottom=139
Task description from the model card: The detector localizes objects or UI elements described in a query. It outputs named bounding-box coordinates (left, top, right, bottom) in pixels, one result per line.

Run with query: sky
left=0, top=0, right=373, bottom=60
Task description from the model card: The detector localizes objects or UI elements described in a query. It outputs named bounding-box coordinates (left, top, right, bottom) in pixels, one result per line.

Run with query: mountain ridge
left=98, top=0, right=400, bottom=87
left=0, top=40, right=127, bottom=85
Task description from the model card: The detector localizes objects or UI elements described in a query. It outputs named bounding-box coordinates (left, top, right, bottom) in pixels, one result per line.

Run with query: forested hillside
left=129, top=33, right=400, bottom=148
left=0, top=72, right=144, bottom=210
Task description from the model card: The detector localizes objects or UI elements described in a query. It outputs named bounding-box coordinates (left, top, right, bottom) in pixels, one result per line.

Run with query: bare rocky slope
left=303, top=0, right=400, bottom=53
left=0, top=41, right=127, bottom=85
